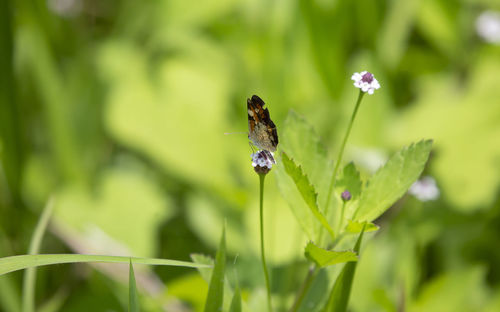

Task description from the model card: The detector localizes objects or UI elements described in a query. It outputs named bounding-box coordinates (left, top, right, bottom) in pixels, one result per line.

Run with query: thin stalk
left=289, top=265, right=319, bottom=312
left=22, top=198, right=54, bottom=312
left=337, top=201, right=347, bottom=234
left=324, top=91, right=365, bottom=213
left=259, top=174, right=273, bottom=312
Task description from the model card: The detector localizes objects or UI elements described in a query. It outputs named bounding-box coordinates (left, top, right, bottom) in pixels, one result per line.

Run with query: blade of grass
left=1, top=254, right=209, bottom=276
left=129, top=259, right=139, bottom=312
left=22, top=198, right=54, bottom=312
left=204, top=226, right=226, bottom=312
left=229, top=283, right=241, bottom=312
left=322, top=224, right=366, bottom=312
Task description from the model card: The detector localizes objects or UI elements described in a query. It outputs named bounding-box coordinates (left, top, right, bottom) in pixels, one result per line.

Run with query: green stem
left=22, top=198, right=54, bottom=312
left=289, top=265, right=319, bottom=312
left=259, top=174, right=273, bottom=312
left=337, top=201, right=347, bottom=234
left=324, top=91, right=365, bottom=214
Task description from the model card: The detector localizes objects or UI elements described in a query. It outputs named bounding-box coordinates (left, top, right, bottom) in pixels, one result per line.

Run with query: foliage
left=1, top=0, right=500, bottom=311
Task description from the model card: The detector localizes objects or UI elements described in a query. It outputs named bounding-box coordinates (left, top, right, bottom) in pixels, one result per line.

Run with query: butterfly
left=247, top=95, right=279, bottom=152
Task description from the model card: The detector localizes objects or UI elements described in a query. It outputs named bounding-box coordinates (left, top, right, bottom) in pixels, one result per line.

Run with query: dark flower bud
left=341, top=190, right=352, bottom=202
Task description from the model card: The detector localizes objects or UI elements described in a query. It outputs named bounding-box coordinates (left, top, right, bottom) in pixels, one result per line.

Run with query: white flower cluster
left=251, top=150, right=275, bottom=169
left=409, top=176, right=440, bottom=202
left=351, top=71, right=380, bottom=95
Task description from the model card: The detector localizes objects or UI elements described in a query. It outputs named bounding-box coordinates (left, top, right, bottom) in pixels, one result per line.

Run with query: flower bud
left=341, top=190, right=352, bottom=202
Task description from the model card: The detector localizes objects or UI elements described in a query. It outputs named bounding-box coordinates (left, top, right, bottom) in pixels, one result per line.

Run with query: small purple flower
left=351, top=71, right=380, bottom=95
left=341, top=190, right=352, bottom=202
left=251, top=150, right=275, bottom=175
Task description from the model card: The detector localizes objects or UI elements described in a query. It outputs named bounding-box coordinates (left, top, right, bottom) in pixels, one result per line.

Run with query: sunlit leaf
left=304, top=242, right=357, bottom=268
left=354, top=140, right=433, bottom=222
left=275, top=110, right=333, bottom=240
left=282, top=152, right=335, bottom=239
left=345, top=220, right=379, bottom=234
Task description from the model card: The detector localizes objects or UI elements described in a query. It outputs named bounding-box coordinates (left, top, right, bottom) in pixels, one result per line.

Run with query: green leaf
left=336, top=163, right=362, bottom=200
left=129, top=259, right=139, bottom=312
left=345, top=220, right=379, bottom=234
left=354, top=140, right=433, bottom=222
left=192, top=253, right=235, bottom=311
left=282, top=152, right=335, bottom=239
left=229, top=283, right=242, bottom=312
left=392, top=53, right=500, bottom=210
left=322, top=225, right=366, bottom=312
left=274, top=110, right=333, bottom=240
left=0, top=254, right=209, bottom=276
left=191, top=254, right=214, bottom=283
left=204, top=226, right=226, bottom=312
left=304, top=242, right=357, bottom=268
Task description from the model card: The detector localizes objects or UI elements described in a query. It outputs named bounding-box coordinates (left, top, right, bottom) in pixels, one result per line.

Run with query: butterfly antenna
left=224, top=131, right=248, bottom=135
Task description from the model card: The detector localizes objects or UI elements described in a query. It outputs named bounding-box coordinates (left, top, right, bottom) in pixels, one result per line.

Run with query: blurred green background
left=1, top=0, right=500, bottom=311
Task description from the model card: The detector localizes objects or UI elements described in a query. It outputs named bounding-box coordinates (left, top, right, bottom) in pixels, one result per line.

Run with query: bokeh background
left=1, top=0, right=500, bottom=311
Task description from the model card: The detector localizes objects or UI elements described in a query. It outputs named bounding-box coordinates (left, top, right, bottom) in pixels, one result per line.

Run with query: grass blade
left=322, top=224, right=366, bottom=312
left=229, top=283, right=241, bottom=312
left=129, top=259, right=139, bottom=312
left=1, top=254, right=209, bottom=276
left=204, top=226, right=226, bottom=312
left=22, top=198, right=54, bottom=312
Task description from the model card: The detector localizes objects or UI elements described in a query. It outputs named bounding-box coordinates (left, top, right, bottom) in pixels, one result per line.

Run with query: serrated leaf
left=345, top=220, right=379, bottom=234
left=129, top=259, right=139, bottom=312
left=304, top=242, right=357, bottom=268
left=275, top=110, right=333, bottom=240
left=204, top=226, right=226, bottom=312
left=322, top=224, right=366, bottom=312
left=336, top=162, right=362, bottom=200
left=282, top=152, right=335, bottom=239
left=354, top=140, right=433, bottom=222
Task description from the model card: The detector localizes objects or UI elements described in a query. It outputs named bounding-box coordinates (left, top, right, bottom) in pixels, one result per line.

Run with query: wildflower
left=351, top=71, right=380, bottom=95
left=341, top=190, right=352, bottom=202
left=251, top=150, right=275, bottom=175
left=409, top=176, right=440, bottom=202
left=476, top=11, right=500, bottom=44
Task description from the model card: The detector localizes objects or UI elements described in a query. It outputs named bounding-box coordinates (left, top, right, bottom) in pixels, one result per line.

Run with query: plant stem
left=259, top=174, right=273, bottom=312
left=337, top=201, right=347, bottom=234
left=291, top=91, right=365, bottom=312
left=289, top=265, right=319, bottom=312
left=23, top=198, right=54, bottom=312
left=324, top=90, right=365, bottom=214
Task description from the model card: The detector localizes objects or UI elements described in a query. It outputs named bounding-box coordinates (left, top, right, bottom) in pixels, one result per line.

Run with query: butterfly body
left=247, top=95, right=279, bottom=152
